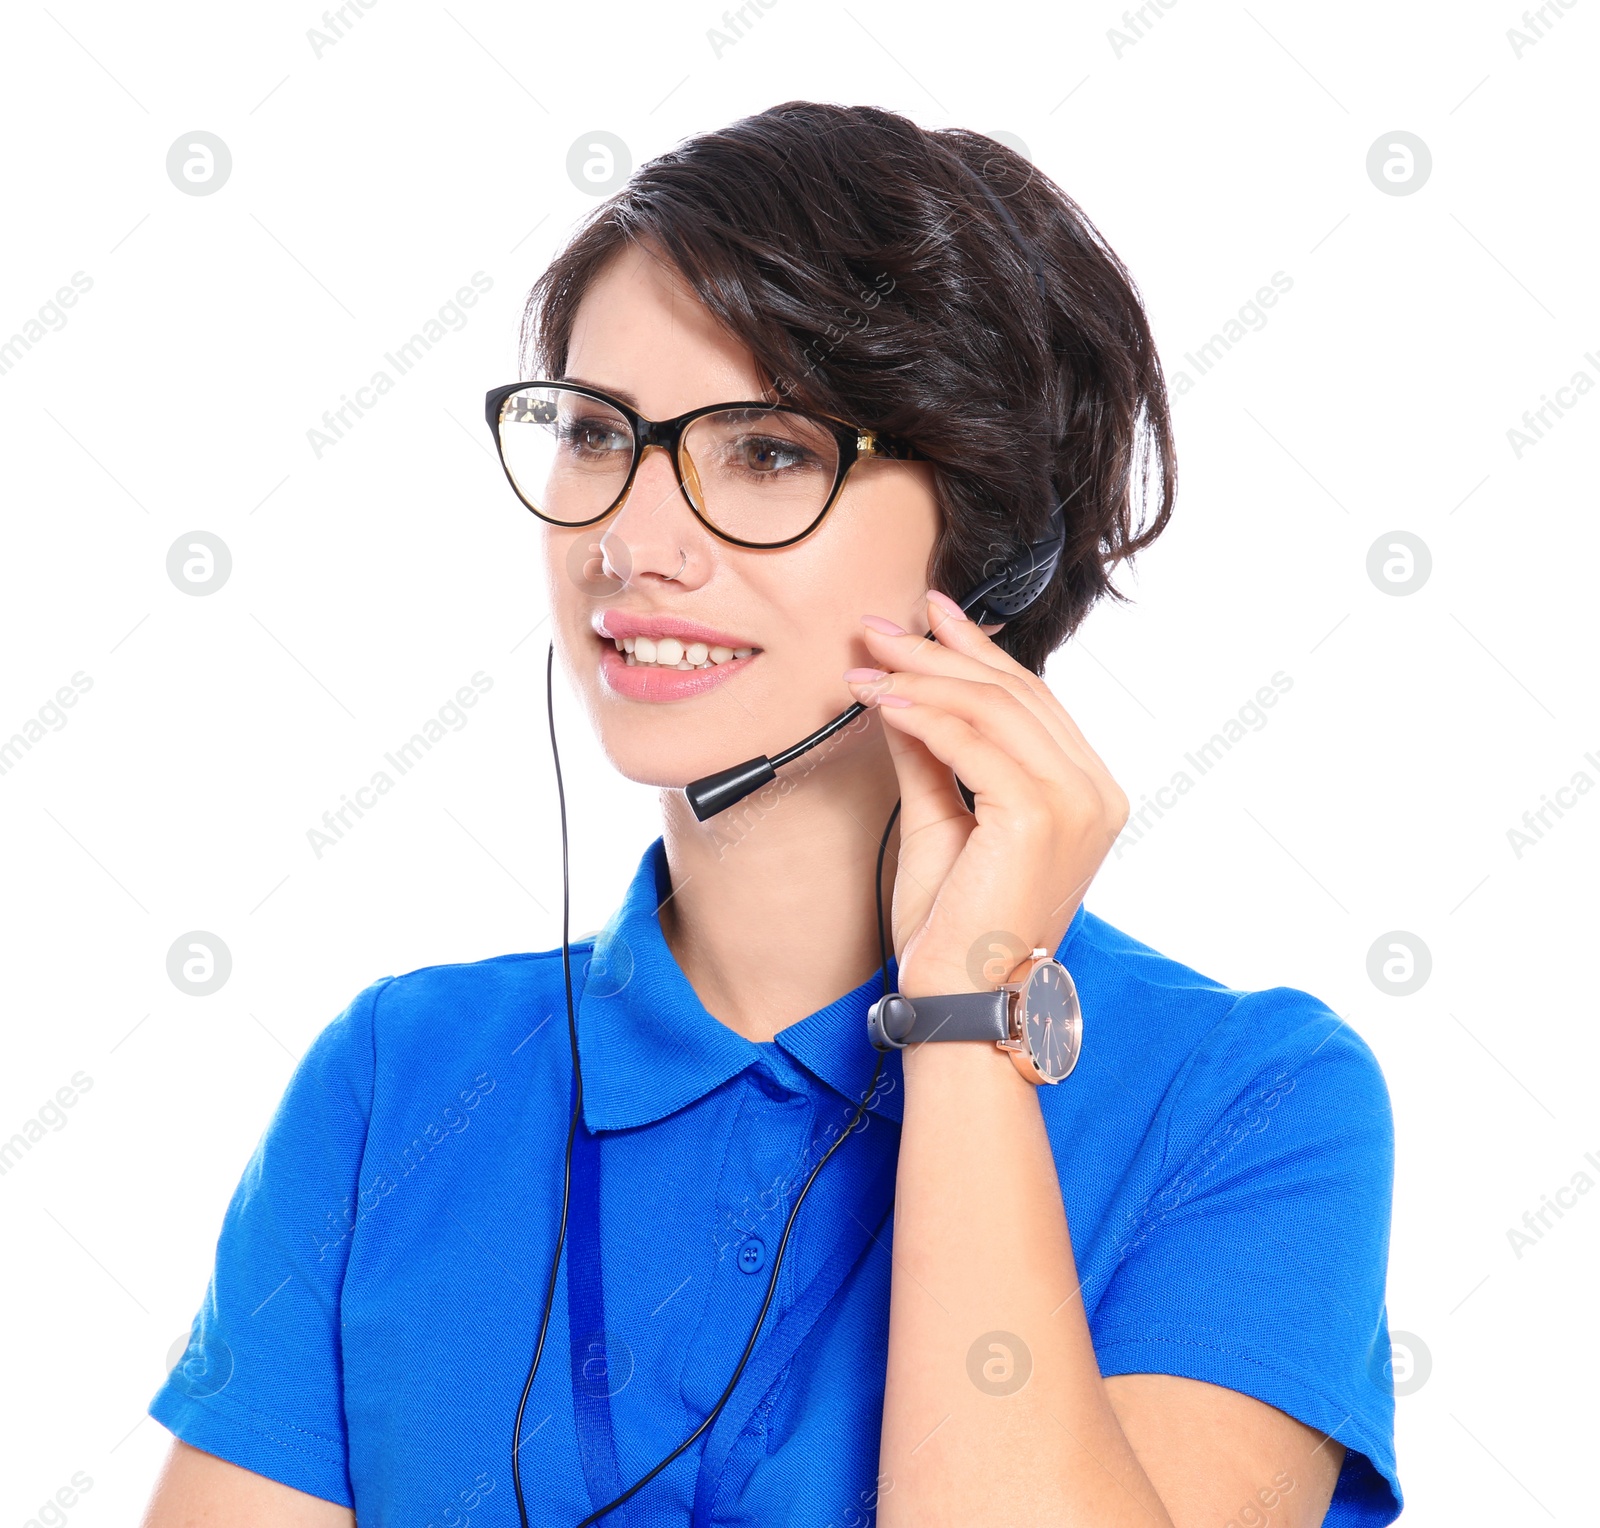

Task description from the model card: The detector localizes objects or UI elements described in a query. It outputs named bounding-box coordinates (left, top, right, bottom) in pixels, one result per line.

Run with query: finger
left=860, top=613, right=1039, bottom=692
left=876, top=698, right=1124, bottom=921
left=924, top=591, right=1044, bottom=681
left=860, top=612, right=1102, bottom=777
left=921, top=593, right=1115, bottom=762
left=915, top=595, right=1122, bottom=782
left=862, top=705, right=981, bottom=951
left=844, top=668, right=1070, bottom=790
left=868, top=694, right=1041, bottom=814
left=874, top=699, right=970, bottom=825
left=877, top=672, right=1125, bottom=833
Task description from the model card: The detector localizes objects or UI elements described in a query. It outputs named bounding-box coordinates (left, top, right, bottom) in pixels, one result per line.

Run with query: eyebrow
left=557, top=375, right=640, bottom=409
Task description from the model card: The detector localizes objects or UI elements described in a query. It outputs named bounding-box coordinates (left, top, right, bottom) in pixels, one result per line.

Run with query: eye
left=727, top=433, right=821, bottom=476
left=559, top=415, right=631, bottom=458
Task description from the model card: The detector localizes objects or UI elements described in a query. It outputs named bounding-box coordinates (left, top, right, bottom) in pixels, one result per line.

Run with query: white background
left=1, top=1, right=1595, bottom=1521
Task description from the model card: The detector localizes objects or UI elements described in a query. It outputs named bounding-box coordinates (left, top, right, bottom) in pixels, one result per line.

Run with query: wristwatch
left=866, top=949, right=1083, bottom=1085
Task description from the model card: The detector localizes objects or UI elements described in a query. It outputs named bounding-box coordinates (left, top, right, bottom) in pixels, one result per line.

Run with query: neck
left=656, top=730, right=901, bottom=1043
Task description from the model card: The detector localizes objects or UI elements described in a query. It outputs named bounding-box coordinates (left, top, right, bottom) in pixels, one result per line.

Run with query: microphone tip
left=684, top=755, right=778, bottom=821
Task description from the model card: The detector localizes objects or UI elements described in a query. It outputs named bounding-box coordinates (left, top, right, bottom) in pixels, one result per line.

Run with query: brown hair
left=521, top=101, right=1176, bottom=673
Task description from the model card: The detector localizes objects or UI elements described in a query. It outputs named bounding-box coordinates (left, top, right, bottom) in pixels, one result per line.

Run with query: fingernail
left=876, top=694, right=913, bottom=708
left=843, top=667, right=889, bottom=683
left=926, top=590, right=968, bottom=621
left=862, top=615, right=906, bottom=636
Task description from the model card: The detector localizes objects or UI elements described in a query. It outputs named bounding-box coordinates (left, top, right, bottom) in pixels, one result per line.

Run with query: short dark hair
left=521, top=101, right=1176, bottom=673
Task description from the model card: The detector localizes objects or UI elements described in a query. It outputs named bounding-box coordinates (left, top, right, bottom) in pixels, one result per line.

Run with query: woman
left=142, top=102, right=1400, bottom=1527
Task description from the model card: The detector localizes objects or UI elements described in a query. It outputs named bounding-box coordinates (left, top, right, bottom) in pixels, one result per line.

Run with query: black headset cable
left=514, top=642, right=899, bottom=1528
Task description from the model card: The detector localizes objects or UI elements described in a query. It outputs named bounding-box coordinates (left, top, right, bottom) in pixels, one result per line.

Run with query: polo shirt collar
left=577, top=840, right=908, bottom=1131
left=575, top=838, right=1088, bottom=1133
left=575, top=840, right=754, bottom=1132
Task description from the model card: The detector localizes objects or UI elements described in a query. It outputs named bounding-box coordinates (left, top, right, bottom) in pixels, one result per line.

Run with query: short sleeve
left=148, top=977, right=389, bottom=1505
left=1093, top=989, right=1401, bottom=1526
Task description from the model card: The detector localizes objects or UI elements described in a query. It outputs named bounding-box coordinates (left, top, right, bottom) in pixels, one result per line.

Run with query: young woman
left=142, top=103, right=1400, bottom=1527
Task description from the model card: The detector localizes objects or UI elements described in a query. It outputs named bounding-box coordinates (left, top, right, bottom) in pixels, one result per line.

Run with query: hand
left=845, top=592, right=1129, bottom=999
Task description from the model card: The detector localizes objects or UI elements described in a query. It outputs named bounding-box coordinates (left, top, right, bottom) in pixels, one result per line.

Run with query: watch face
left=1023, top=960, right=1082, bottom=1082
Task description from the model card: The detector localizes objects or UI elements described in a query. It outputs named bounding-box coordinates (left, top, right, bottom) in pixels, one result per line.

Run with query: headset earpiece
left=958, top=501, right=1067, bottom=625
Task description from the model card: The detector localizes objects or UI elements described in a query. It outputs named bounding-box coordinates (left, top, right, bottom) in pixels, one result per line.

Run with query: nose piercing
left=670, top=549, right=687, bottom=581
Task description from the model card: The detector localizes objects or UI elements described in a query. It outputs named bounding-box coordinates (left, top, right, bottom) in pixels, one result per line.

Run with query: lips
left=591, top=611, right=760, bottom=703
left=597, top=646, right=756, bottom=701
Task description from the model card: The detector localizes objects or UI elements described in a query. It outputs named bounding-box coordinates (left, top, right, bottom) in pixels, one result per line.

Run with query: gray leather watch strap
left=868, top=989, right=1009, bottom=1049
left=905, top=990, right=1009, bottom=1042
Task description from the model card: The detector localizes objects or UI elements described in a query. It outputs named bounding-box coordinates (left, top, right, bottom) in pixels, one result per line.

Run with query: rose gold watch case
left=995, top=952, right=1083, bottom=1085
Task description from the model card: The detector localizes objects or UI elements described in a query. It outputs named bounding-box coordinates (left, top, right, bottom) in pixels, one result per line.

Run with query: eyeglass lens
left=496, top=385, right=841, bottom=545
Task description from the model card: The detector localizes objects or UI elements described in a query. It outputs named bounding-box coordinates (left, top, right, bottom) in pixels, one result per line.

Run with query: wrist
left=881, top=947, right=1083, bottom=1088
left=900, top=1026, right=1023, bottom=1087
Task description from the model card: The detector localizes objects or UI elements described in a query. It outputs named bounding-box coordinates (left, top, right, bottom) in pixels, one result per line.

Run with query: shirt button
left=752, top=1070, right=792, bottom=1102
left=737, top=1236, right=766, bottom=1275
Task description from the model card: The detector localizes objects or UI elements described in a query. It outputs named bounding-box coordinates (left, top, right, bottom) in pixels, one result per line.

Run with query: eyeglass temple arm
left=856, top=428, right=920, bottom=461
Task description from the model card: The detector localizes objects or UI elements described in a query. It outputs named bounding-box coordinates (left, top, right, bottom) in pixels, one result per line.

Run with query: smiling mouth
left=592, top=613, right=760, bottom=673
left=605, top=634, right=755, bottom=670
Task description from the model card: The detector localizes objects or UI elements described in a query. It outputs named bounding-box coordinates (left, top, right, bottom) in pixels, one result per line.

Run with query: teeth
left=608, top=634, right=756, bottom=670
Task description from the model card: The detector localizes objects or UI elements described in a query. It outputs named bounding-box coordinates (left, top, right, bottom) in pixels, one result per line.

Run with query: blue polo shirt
left=150, top=838, right=1401, bottom=1525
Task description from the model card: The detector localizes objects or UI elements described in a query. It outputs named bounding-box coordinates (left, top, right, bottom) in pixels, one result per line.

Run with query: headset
left=511, top=150, right=1066, bottom=1528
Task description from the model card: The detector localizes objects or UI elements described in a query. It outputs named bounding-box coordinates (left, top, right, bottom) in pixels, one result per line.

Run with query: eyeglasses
left=483, top=380, right=923, bottom=550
